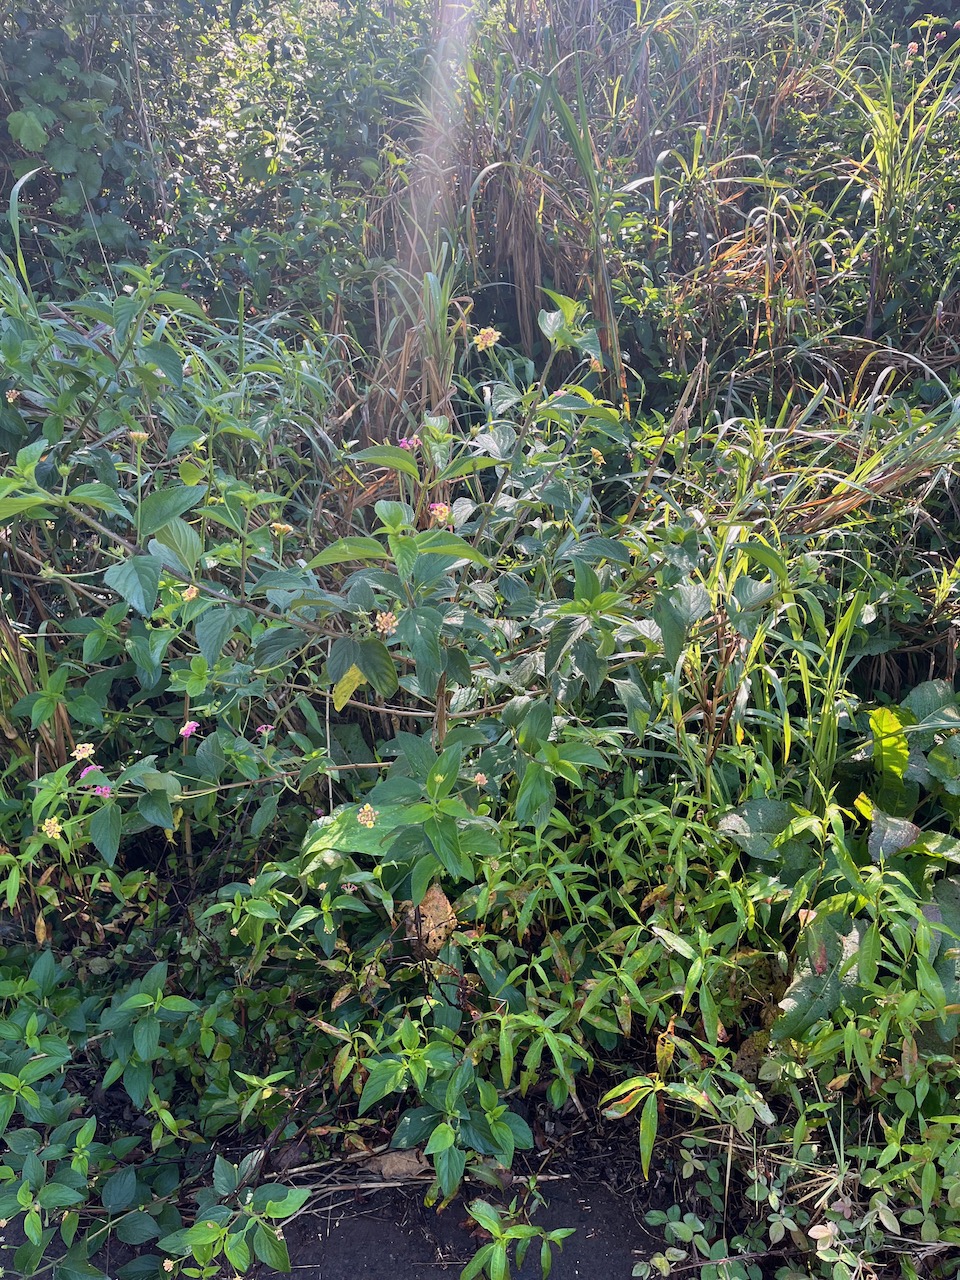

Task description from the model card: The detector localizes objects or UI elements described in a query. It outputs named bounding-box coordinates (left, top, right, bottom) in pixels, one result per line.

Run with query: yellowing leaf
left=333, top=663, right=366, bottom=712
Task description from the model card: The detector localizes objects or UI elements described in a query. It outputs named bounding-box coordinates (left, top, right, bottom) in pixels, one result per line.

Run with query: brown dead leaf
left=365, top=1148, right=428, bottom=1180
left=400, top=884, right=456, bottom=959
left=34, top=915, right=47, bottom=946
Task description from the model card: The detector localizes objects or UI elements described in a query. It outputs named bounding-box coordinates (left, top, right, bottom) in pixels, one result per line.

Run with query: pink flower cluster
left=75, top=753, right=111, bottom=799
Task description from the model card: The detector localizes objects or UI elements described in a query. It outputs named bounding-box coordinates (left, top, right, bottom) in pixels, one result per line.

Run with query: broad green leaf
left=101, top=1166, right=137, bottom=1213
left=115, top=1212, right=160, bottom=1246
left=260, top=1187, right=310, bottom=1219
left=868, top=809, right=920, bottom=862
left=69, top=483, right=129, bottom=520
left=772, top=916, right=859, bottom=1042
left=195, top=605, right=244, bottom=664
left=515, top=761, right=553, bottom=828
left=7, top=109, right=48, bottom=151
left=253, top=1224, right=290, bottom=1270
left=0, top=496, right=54, bottom=521
left=213, top=1156, right=238, bottom=1197
left=151, top=517, right=202, bottom=574
left=224, top=1234, right=252, bottom=1272
left=354, top=445, right=421, bottom=480
left=414, top=529, right=489, bottom=566
left=141, top=340, right=184, bottom=387
left=138, top=791, right=174, bottom=829
left=104, top=556, right=161, bottom=615
left=139, top=485, right=205, bottom=538
left=307, top=536, right=387, bottom=568
left=356, top=637, right=398, bottom=698
left=871, top=706, right=908, bottom=782
left=89, top=804, right=121, bottom=867
left=358, top=1059, right=407, bottom=1113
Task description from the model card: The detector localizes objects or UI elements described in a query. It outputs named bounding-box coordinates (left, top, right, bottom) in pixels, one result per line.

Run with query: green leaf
left=69, top=482, right=129, bottom=520
left=424, top=1122, right=456, bottom=1155
left=104, top=556, right=161, bottom=615
left=772, top=916, right=859, bottom=1042
left=134, top=1016, right=160, bottom=1061
left=414, top=529, right=489, bottom=566
left=358, top=1059, right=407, bottom=1114
left=138, top=485, right=206, bottom=538
left=141, top=340, right=184, bottom=388
left=253, top=1224, right=290, bottom=1270
left=307, top=537, right=387, bottom=568
left=374, top=500, right=414, bottom=532
left=868, top=809, right=920, bottom=862
left=101, top=1166, right=137, bottom=1213
left=115, top=1211, right=160, bottom=1245
left=467, top=1199, right=503, bottom=1236
left=153, top=291, right=209, bottom=321
left=545, top=615, right=592, bottom=673
left=354, top=445, right=421, bottom=480
left=150, top=517, right=202, bottom=574
left=356, top=638, right=399, bottom=698
left=195, top=606, right=244, bottom=664
left=137, top=791, right=174, bottom=830
left=435, top=1144, right=466, bottom=1197
left=224, top=1233, right=251, bottom=1272
left=515, top=761, right=553, bottom=828
left=7, top=109, right=49, bottom=151
left=871, top=707, right=908, bottom=782
left=639, top=1091, right=659, bottom=1179
left=212, top=1156, right=238, bottom=1197
left=90, top=804, right=121, bottom=867
left=260, top=1187, right=310, bottom=1219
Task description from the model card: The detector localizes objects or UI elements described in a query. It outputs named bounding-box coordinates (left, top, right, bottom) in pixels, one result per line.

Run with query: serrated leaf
left=69, top=482, right=130, bottom=520
left=195, top=605, right=244, bottom=664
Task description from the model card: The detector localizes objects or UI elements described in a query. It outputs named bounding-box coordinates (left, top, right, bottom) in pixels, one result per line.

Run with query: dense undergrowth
left=3, top=1, right=960, bottom=1278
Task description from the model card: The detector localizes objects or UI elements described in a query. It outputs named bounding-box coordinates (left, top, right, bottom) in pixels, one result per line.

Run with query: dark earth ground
left=259, top=1177, right=656, bottom=1279
left=0, top=1129, right=663, bottom=1278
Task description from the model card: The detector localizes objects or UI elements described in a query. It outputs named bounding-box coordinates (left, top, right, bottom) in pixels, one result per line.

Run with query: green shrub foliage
left=2, top=2, right=960, bottom=1279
